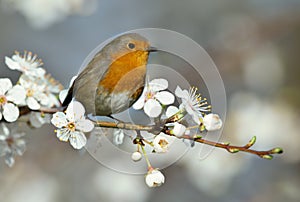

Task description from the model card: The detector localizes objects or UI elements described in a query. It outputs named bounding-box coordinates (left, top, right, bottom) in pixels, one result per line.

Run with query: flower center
left=26, top=89, right=34, bottom=97
left=0, top=95, right=7, bottom=106
left=158, top=139, right=168, bottom=149
left=6, top=137, right=14, bottom=147
left=146, top=91, right=154, bottom=100
left=67, top=122, right=76, bottom=132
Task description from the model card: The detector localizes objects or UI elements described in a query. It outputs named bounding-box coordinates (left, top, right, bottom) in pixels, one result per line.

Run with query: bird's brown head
left=105, top=33, right=157, bottom=61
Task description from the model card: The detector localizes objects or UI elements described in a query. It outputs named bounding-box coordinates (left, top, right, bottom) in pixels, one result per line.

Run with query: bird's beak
left=147, top=46, right=158, bottom=52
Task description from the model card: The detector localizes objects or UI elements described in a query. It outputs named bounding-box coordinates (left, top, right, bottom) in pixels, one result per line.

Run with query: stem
left=141, top=145, right=152, bottom=168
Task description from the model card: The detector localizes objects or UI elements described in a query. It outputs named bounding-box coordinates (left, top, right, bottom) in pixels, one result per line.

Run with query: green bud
left=262, top=154, right=273, bottom=160
left=228, top=148, right=239, bottom=153
left=248, top=136, right=256, bottom=147
left=272, top=147, right=283, bottom=154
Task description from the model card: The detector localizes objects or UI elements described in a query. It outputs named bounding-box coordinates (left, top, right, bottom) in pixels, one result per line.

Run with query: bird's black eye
left=127, top=43, right=135, bottom=49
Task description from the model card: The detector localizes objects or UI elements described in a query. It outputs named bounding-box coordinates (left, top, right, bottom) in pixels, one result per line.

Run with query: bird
left=62, top=33, right=157, bottom=116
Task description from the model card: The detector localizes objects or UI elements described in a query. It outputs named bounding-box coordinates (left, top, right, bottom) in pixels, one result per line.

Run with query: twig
left=95, top=121, right=153, bottom=131
left=176, top=134, right=283, bottom=159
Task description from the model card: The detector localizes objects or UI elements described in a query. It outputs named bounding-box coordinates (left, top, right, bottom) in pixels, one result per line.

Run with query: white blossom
left=165, top=106, right=179, bottom=118
left=44, top=73, right=64, bottom=94
left=203, top=113, right=223, bottom=131
left=5, top=51, right=45, bottom=77
left=29, top=112, right=51, bottom=128
left=19, top=74, right=51, bottom=110
left=131, top=151, right=142, bottom=162
left=51, top=101, right=94, bottom=149
left=153, top=133, right=169, bottom=153
left=0, top=78, right=26, bottom=122
left=166, top=122, right=187, bottom=137
left=133, top=78, right=175, bottom=118
left=145, top=169, right=165, bottom=188
left=0, top=123, right=26, bottom=167
left=175, top=86, right=210, bottom=125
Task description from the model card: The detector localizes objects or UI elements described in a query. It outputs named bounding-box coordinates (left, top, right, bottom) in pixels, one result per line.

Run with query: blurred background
left=0, top=0, right=300, bottom=202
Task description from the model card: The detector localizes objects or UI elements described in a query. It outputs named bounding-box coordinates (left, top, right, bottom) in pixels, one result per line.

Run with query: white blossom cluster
left=50, top=78, right=223, bottom=188
left=0, top=52, right=224, bottom=188
left=0, top=51, right=63, bottom=166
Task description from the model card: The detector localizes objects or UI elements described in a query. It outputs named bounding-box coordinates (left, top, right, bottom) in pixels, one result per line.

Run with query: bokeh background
left=1, top=0, right=300, bottom=202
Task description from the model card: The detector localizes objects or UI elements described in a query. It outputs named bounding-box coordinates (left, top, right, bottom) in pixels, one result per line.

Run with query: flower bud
left=145, top=168, right=165, bottom=188
left=171, top=122, right=186, bottom=137
left=203, top=113, right=222, bottom=131
left=131, top=151, right=142, bottom=162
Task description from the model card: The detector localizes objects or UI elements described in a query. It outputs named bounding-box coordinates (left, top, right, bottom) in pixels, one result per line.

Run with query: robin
left=62, top=33, right=157, bottom=116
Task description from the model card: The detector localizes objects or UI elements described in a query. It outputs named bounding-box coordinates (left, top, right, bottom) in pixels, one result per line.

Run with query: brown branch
left=95, top=121, right=153, bottom=131
left=176, top=134, right=283, bottom=159
left=14, top=106, right=283, bottom=159
left=19, top=106, right=63, bottom=116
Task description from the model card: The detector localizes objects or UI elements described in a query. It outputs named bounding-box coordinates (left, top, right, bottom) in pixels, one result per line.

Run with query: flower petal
left=155, top=91, right=175, bottom=105
left=6, top=85, right=26, bottom=105
left=0, top=112, right=2, bottom=121
left=175, top=86, right=189, bottom=99
left=0, top=78, right=13, bottom=95
left=14, top=139, right=26, bottom=156
left=76, top=119, right=94, bottom=132
left=69, top=131, right=87, bottom=149
left=33, top=68, right=46, bottom=77
left=3, top=103, right=19, bottom=122
left=165, top=106, right=179, bottom=118
left=66, top=101, right=85, bottom=122
left=27, top=97, right=41, bottom=110
left=149, top=78, right=168, bottom=91
left=56, top=128, right=70, bottom=142
left=203, top=113, right=223, bottom=131
left=145, top=169, right=165, bottom=187
left=5, top=57, right=21, bottom=71
left=59, top=89, right=69, bottom=103
left=30, top=112, right=49, bottom=128
left=144, top=99, right=162, bottom=118
left=69, top=76, right=78, bottom=87
left=51, top=112, right=68, bottom=128
left=132, top=96, right=145, bottom=110
left=132, top=89, right=147, bottom=110
left=5, top=152, right=15, bottom=167
left=0, top=142, right=9, bottom=156
left=35, top=93, right=49, bottom=106
left=172, top=122, right=186, bottom=137
left=113, top=129, right=125, bottom=145
left=0, top=123, right=10, bottom=139
left=191, top=112, right=201, bottom=125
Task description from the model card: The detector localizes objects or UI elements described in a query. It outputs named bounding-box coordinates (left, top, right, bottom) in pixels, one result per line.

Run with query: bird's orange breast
left=98, top=50, right=149, bottom=94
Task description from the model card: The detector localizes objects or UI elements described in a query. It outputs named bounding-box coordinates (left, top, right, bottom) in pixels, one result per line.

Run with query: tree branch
left=15, top=106, right=283, bottom=159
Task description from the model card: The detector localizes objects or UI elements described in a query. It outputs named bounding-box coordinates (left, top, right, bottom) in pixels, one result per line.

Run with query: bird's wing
left=62, top=51, right=110, bottom=108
